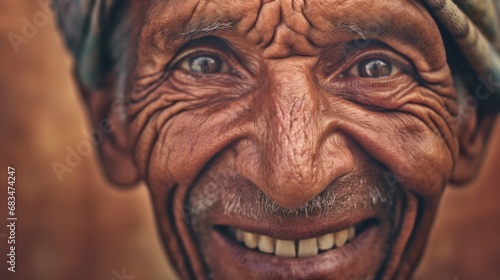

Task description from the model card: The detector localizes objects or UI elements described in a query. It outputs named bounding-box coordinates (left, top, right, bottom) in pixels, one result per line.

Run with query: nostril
left=232, top=126, right=354, bottom=210
left=262, top=183, right=327, bottom=210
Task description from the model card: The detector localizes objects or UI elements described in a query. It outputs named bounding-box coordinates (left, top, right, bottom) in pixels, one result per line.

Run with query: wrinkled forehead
left=146, top=1, right=429, bottom=28
left=138, top=0, right=442, bottom=67
left=56, top=0, right=500, bottom=110
left=143, top=0, right=436, bottom=46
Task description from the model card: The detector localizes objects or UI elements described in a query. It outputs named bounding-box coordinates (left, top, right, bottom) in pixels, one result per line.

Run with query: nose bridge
left=265, top=65, right=319, bottom=179
left=256, top=63, right=336, bottom=208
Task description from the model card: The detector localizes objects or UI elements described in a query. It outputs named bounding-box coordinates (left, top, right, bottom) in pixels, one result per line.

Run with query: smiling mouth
left=186, top=168, right=400, bottom=278
left=215, top=219, right=374, bottom=258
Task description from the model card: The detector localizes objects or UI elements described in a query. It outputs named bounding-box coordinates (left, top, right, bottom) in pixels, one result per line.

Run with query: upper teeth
left=235, top=226, right=356, bottom=258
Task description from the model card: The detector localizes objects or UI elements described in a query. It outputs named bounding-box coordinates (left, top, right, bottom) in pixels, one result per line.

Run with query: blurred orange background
left=0, top=1, right=499, bottom=280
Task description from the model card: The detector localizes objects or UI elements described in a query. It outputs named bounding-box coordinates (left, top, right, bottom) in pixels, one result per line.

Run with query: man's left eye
left=348, top=58, right=400, bottom=78
left=180, top=54, right=230, bottom=74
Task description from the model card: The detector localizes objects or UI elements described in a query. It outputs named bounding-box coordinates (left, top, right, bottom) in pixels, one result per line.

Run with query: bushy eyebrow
left=161, top=19, right=421, bottom=48
left=161, top=19, right=237, bottom=46
left=334, top=20, right=420, bottom=47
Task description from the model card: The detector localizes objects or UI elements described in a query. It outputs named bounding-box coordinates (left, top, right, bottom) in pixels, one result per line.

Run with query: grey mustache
left=189, top=173, right=396, bottom=222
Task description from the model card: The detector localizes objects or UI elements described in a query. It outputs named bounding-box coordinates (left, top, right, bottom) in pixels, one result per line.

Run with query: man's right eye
left=346, top=58, right=401, bottom=79
left=179, top=54, right=230, bottom=74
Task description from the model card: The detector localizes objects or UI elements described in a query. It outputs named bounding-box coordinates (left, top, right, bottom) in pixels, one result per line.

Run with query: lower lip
left=208, top=223, right=381, bottom=279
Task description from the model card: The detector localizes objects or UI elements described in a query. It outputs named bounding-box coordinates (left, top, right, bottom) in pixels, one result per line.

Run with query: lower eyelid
left=175, top=68, right=240, bottom=83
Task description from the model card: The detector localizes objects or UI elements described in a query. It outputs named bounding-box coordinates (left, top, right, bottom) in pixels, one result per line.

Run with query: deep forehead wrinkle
left=138, top=0, right=445, bottom=72
left=155, top=1, right=277, bottom=47
left=150, top=0, right=433, bottom=46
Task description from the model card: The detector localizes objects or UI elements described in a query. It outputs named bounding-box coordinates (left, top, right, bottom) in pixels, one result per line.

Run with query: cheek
left=329, top=93, right=459, bottom=198
left=128, top=84, right=255, bottom=187
left=322, top=68, right=460, bottom=197
left=376, top=114, right=456, bottom=194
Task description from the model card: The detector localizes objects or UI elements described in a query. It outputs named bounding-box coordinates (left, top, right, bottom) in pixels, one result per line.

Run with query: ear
left=74, top=69, right=140, bottom=186
left=451, top=108, right=496, bottom=185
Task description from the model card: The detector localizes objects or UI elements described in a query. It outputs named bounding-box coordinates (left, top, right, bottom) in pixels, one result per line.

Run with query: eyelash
left=174, top=49, right=224, bottom=66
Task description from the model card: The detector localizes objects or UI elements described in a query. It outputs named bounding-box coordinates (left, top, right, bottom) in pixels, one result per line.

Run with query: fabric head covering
left=55, top=0, right=500, bottom=109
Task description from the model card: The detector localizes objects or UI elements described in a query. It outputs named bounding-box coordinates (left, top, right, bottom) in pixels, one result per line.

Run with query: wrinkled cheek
left=133, top=96, right=253, bottom=189
left=340, top=110, right=458, bottom=200
left=144, top=122, right=214, bottom=189
left=145, top=138, right=203, bottom=189
left=376, top=129, right=456, bottom=200
left=132, top=106, right=253, bottom=279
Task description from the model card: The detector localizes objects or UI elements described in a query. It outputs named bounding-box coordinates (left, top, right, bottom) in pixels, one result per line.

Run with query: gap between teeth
left=235, top=226, right=356, bottom=258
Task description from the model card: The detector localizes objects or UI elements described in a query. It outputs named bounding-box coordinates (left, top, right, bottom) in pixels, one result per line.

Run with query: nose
left=236, top=62, right=354, bottom=209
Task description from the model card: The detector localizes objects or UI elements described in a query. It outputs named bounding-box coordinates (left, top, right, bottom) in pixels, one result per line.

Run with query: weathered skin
left=79, top=0, right=495, bottom=279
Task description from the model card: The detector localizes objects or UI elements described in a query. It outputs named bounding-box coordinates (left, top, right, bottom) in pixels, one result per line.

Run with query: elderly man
left=55, top=0, right=499, bottom=279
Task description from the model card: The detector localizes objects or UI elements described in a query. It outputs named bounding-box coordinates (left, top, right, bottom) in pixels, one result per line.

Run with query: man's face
left=126, top=0, right=460, bottom=278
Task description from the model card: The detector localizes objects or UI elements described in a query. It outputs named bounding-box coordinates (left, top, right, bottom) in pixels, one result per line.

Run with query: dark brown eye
left=347, top=58, right=399, bottom=78
left=188, top=55, right=222, bottom=73
left=359, top=59, right=392, bottom=78
left=179, top=53, right=231, bottom=75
